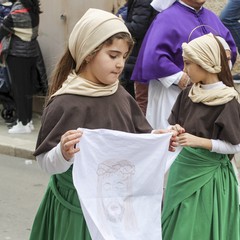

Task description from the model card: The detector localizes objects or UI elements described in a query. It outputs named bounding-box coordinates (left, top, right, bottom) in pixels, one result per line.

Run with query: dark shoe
left=233, top=73, right=240, bottom=83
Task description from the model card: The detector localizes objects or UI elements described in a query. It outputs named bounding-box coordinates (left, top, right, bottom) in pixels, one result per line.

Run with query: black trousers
left=7, top=55, right=37, bottom=125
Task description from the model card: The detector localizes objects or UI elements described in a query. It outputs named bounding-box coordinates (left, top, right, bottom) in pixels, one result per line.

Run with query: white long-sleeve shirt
left=37, top=143, right=74, bottom=175
left=37, top=139, right=240, bottom=174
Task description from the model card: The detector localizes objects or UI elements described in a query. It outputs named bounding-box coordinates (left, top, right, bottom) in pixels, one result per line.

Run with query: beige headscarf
left=51, top=71, right=119, bottom=98
left=68, top=8, right=130, bottom=72
left=52, top=8, right=131, bottom=98
left=189, top=83, right=239, bottom=106
left=182, top=33, right=221, bottom=74
left=183, top=33, right=239, bottom=105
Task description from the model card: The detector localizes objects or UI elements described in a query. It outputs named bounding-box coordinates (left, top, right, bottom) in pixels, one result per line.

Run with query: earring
left=85, top=56, right=91, bottom=64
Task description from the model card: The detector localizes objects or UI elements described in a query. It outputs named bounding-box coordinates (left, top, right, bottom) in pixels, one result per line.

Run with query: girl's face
left=82, top=38, right=129, bottom=85
left=184, top=59, right=211, bottom=84
left=184, top=59, right=219, bottom=84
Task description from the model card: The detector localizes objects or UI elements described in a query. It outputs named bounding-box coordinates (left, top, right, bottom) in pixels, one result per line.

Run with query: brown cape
left=34, top=85, right=152, bottom=156
left=168, top=87, right=240, bottom=145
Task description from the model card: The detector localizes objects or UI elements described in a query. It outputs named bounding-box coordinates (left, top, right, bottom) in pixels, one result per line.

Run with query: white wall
left=38, top=0, right=123, bottom=81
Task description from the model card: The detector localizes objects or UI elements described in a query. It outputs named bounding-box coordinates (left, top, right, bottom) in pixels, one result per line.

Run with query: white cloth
left=35, top=139, right=240, bottom=175
left=158, top=71, right=183, bottom=87
left=146, top=79, right=181, bottom=129
left=73, top=128, right=180, bottom=240
left=151, top=0, right=176, bottom=12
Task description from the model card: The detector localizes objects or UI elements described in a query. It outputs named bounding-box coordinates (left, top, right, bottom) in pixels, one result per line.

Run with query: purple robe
left=131, top=1, right=237, bottom=82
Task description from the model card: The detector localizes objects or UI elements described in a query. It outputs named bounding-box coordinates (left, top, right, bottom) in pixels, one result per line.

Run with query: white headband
left=151, top=0, right=176, bottom=12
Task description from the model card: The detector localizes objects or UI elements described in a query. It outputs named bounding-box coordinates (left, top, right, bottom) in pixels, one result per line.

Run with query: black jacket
left=0, top=0, right=39, bottom=57
left=125, top=0, right=157, bottom=69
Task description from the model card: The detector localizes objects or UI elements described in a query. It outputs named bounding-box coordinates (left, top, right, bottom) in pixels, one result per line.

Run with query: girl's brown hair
left=214, top=36, right=234, bottom=87
left=47, top=32, right=134, bottom=100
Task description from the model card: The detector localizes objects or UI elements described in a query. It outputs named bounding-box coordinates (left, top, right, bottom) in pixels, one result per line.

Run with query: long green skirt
left=162, top=147, right=240, bottom=240
left=29, top=167, right=91, bottom=240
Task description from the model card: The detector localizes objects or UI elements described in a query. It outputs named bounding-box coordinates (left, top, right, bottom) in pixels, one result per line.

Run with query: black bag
left=0, top=64, right=11, bottom=93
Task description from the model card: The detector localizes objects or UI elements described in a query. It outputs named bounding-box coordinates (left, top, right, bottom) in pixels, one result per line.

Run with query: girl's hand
left=178, top=72, right=190, bottom=90
left=178, top=133, right=212, bottom=150
left=152, top=127, right=184, bottom=152
left=169, top=133, right=179, bottom=152
left=60, top=129, right=83, bottom=160
left=178, top=133, right=199, bottom=147
left=151, top=129, right=170, bottom=134
left=170, top=124, right=185, bottom=135
left=168, top=125, right=185, bottom=151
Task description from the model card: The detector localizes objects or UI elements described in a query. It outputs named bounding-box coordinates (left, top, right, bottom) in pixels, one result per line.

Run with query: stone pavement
left=0, top=112, right=41, bottom=160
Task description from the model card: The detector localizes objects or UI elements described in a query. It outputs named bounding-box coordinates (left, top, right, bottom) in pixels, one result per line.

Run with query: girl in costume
left=162, top=33, right=240, bottom=240
left=29, top=8, right=179, bottom=240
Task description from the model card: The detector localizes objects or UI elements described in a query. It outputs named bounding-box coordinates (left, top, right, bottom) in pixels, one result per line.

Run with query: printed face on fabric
left=83, top=39, right=129, bottom=85
left=97, top=159, right=135, bottom=224
left=101, top=171, right=128, bottom=223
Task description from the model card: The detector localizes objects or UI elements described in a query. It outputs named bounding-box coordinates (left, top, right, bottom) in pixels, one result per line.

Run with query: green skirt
left=29, top=167, right=91, bottom=240
left=162, top=147, right=240, bottom=240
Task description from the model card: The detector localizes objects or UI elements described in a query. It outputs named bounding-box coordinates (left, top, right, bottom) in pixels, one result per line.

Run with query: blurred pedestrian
left=220, top=0, right=240, bottom=82
left=119, top=0, right=156, bottom=115
left=116, top=0, right=128, bottom=21
left=0, top=0, right=12, bottom=24
left=0, top=0, right=42, bottom=133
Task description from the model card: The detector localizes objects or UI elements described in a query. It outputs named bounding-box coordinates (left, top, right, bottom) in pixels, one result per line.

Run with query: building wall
left=38, top=0, right=125, bottom=80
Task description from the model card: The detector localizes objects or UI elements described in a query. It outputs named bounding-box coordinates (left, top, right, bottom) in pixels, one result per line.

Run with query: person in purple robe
left=131, top=0, right=237, bottom=129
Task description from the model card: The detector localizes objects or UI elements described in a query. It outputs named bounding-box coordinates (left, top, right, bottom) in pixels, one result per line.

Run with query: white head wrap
left=182, top=33, right=221, bottom=73
left=151, top=0, right=176, bottom=12
left=68, top=8, right=131, bottom=72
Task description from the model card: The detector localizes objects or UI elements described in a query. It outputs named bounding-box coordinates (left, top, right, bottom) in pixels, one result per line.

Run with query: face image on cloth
left=96, top=159, right=137, bottom=229
left=73, top=128, right=181, bottom=240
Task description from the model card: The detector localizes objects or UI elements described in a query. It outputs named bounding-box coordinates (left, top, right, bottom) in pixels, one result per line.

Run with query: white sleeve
left=36, top=143, right=74, bottom=175
left=157, top=71, right=183, bottom=88
left=211, top=139, right=240, bottom=154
